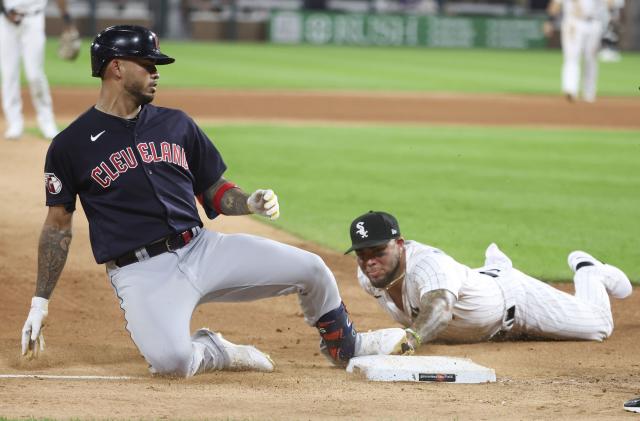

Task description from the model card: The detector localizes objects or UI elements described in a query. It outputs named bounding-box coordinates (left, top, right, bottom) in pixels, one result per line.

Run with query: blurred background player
left=544, top=0, right=609, bottom=103
left=0, top=0, right=73, bottom=140
left=599, top=0, right=624, bottom=62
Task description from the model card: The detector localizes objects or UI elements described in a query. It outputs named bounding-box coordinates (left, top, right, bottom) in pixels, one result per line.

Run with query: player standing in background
left=19, top=25, right=412, bottom=377
left=598, top=0, right=624, bottom=62
left=544, top=0, right=610, bottom=102
left=345, top=211, right=632, bottom=347
left=0, top=0, right=72, bottom=140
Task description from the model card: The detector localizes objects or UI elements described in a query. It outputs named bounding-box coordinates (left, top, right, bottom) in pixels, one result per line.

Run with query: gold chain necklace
left=384, top=271, right=405, bottom=291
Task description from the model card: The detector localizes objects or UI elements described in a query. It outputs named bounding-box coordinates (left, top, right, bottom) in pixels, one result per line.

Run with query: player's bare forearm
left=411, top=289, right=456, bottom=344
left=203, top=177, right=250, bottom=215
left=35, top=207, right=73, bottom=299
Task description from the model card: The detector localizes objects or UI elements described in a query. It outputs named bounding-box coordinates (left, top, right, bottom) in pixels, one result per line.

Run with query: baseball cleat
left=354, top=328, right=414, bottom=357
left=194, top=329, right=275, bottom=372
left=568, top=251, right=632, bottom=299
left=483, top=243, right=512, bottom=270
left=624, top=397, right=640, bottom=413
left=41, top=126, right=59, bottom=141
left=4, top=126, right=22, bottom=140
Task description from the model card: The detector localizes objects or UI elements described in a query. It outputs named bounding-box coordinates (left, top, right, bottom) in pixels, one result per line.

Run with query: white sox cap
left=345, top=211, right=401, bottom=254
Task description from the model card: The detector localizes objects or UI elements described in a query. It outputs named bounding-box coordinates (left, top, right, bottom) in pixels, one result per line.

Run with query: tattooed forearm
left=411, top=289, right=456, bottom=344
left=35, top=225, right=72, bottom=299
left=219, top=188, right=250, bottom=215
left=203, top=178, right=250, bottom=216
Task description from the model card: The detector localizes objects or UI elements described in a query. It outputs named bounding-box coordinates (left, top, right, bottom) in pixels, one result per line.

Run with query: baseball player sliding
left=346, top=211, right=632, bottom=347
left=544, top=0, right=612, bottom=102
left=0, top=0, right=73, bottom=139
left=20, top=25, right=412, bottom=376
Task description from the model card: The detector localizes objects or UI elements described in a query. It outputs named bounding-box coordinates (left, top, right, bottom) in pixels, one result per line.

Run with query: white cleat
left=355, top=328, right=413, bottom=357
left=41, top=125, right=59, bottom=140
left=4, top=125, right=22, bottom=140
left=568, top=251, right=632, bottom=299
left=484, top=243, right=513, bottom=270
left=193, top=328, right=275, bottom=372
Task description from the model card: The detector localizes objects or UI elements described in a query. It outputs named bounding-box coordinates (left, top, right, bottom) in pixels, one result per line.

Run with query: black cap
left=345, top=211, right=401, bottom=254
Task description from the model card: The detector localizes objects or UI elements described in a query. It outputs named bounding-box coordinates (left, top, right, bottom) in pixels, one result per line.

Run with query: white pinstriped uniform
left=357, top=241, right=615, bottom=343
left=552, top=0, right=608, bottom=102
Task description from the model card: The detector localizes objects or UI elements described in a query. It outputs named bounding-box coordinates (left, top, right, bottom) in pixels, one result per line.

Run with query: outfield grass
left=207, top=123, right=639, bottom=282
left=43, top=40, right=640, bottom=96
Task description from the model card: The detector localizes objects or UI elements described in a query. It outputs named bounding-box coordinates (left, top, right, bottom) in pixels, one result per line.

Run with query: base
left=346, top=355, right=496, bottom=384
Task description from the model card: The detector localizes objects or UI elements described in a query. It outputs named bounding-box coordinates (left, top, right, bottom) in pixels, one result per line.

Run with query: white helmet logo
left=356, top=221, right=368, bottom=238
left=45, top=173, right=62, bottom=195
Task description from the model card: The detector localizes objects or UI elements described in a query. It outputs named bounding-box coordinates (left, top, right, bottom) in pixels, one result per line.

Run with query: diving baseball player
left=19, top=25, right=412, bottom=376
left=346, top=211, right=632, bottom=347
left=545, top=0, right=610, bottom=102
left=0, top=0, right=71, bottom=139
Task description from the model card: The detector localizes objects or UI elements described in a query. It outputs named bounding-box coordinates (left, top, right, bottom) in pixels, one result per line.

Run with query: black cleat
left=624, top=397, right=640, bottom=413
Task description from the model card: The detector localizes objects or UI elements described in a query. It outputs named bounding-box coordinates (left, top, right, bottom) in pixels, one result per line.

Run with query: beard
left=125, top=80, right=155, bottom=106
left=369, top=254, right=403, bottom=289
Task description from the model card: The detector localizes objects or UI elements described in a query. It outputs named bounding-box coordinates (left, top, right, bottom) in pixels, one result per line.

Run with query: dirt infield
left=1, top=89, right=639, bottom=420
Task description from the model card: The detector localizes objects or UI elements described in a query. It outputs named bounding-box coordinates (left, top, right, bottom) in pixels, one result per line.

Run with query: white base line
left=0, top=374, right=135, bottom=380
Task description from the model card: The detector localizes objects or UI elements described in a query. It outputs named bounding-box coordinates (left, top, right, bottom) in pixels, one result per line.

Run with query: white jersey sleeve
left=404, top=241, right=464, bottom=300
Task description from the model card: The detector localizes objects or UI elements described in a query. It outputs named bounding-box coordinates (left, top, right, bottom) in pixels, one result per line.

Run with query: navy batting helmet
left=90, top=25, right=175, bottom=78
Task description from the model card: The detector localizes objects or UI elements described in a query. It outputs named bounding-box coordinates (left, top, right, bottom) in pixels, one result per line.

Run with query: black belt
left=114, top=227, right=200, bottom=267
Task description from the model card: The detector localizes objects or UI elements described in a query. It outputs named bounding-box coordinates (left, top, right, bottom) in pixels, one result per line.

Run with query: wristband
left=405, top=328, right=422, bottom=346
left=212, top=182, right=237, bottom=215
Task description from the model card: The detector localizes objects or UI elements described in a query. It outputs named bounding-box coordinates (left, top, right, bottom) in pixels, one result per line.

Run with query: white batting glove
left=21, top=297, right=49, bottom=359
left=247, top=189, right=280, bottom=220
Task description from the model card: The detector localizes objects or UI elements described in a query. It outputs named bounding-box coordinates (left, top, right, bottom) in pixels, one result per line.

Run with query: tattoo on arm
left=35, top=225, right=72, bottom=299
left=203, top=177, right=250, bottom=216
left=411, top=289, right=456, bottom=344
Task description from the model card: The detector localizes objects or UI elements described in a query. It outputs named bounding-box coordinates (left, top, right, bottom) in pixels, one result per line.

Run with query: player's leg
left=0, top=16, right=24, bottom=138
left=511, top=267, right=613, bottom=341
left=188, top=231, right=341, bottom=323
left=580, top=21, right=603, bottom=103
left=19, top=13, right=58, bottom=139
left=568, top=250, right=632, bottom=300
left=108, top=248, right=274, bottom=377
left=560, top=19, right=581, bottom=100
left=184, top=230, right=410, bottom=365
left=106, top=255, right=203, bottom=376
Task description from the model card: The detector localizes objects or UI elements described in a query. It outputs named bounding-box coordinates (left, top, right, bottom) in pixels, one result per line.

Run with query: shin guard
left=316, top=302, right=357, bottom=366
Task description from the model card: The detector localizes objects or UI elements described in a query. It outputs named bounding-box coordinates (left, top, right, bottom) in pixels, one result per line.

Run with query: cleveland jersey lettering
left=90, top=142, right=188, bottom=188
left=44, top=104, right=226, bottom=263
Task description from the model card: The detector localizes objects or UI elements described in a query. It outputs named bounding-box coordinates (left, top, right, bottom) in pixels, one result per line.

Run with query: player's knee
left=304, top=252, right=335, bottom=287
left=590, top=318, right=613, bottom=342
left=146, top=346, right=193, bottom=377
left=602, top=319, right=614, bottom=340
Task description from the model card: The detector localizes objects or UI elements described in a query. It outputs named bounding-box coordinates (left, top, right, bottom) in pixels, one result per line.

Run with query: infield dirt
left=0, top=89, right=638, bottom=420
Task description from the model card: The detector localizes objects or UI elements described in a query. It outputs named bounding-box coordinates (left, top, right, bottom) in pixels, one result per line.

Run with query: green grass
left=43, top=40, right=640, bottom=95
left=206, top=123, right=640, bottom=282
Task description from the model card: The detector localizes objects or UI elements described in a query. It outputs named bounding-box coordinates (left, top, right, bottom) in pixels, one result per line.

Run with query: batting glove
left=247, top=189, right=280, bottom=220
left=21, top=297, right=48, bottom=359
